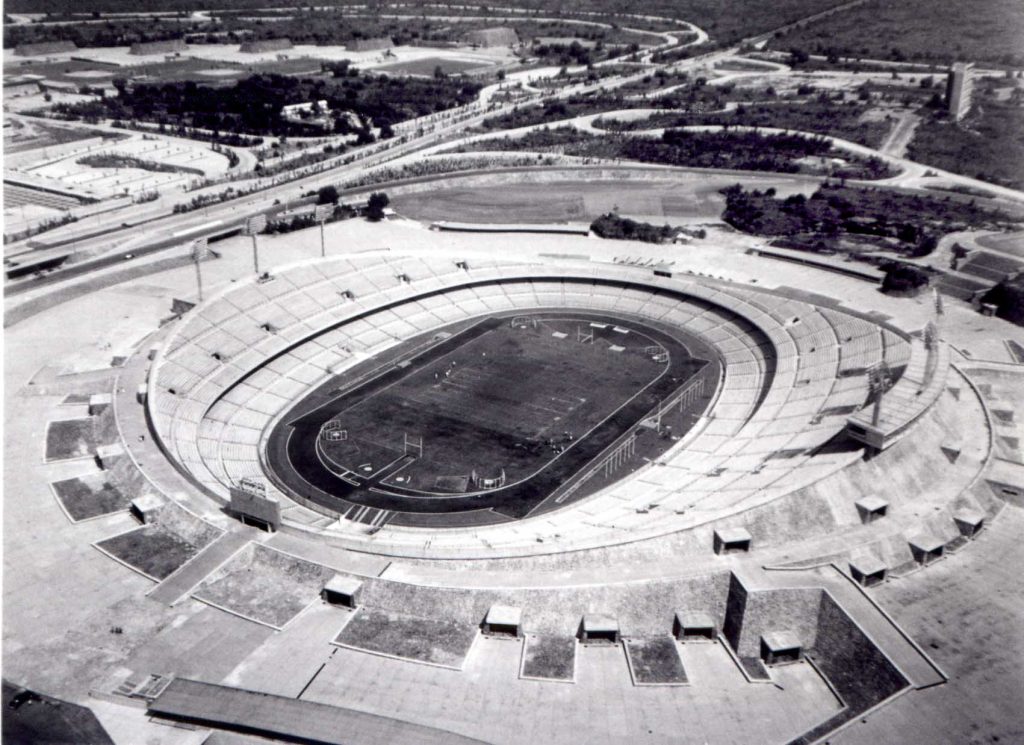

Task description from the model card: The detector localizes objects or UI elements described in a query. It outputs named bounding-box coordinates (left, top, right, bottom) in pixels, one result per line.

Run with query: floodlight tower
left=244, top=213, right=267, bottom=274
left=191, top=237, right=209, bottom=302
left=315, top=203, right=334, bottom=258
left=866, top=361, right=894, bottom=427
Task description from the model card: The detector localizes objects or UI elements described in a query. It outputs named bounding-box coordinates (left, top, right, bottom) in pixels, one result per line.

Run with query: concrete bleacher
left=149, top=256, right=916, bottom=557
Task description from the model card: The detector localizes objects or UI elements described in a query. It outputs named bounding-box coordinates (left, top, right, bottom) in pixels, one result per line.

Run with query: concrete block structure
left=908, top=533, right=945, bottom=565
left=321, top=575, right=363, bottom=608
left=714, top=527, right=752, bottom=555
left=482, top=605, right=522, bottom=638
left=130, top=39, right=187, bottom=56
left=674, top=611, right=717, bottom=641
left=348, top=37, right=393, bottom=52
left=464, top=27, right=519, bottom=47
left=239, top=38, right=293, bottom=54
left=855, top=495, right=889, bottom=524
left=760, top=630, right=803, bottom=666
left=95, top=443, right=124, bottom=470
left=849, top=555, right=888, bottom=587
left=130, top=493, right=165, bottom=524
left=580, top=615, right=620, bottom=644
left=88, top=393, right=112, bottom=416
left=953, top=508, right=986, bottom=538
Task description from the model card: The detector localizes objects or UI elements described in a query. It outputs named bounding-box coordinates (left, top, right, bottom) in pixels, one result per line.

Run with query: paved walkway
left=148, top=531, right=257, bottom=606
left=112, top=327, right=230, bottom=523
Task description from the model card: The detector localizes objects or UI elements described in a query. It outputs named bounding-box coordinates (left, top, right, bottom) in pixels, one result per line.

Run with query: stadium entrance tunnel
left=265, top=311, right=721, bottom=527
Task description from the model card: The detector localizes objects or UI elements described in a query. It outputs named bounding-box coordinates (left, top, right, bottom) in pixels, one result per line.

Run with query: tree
left=366, top=191, right=390, bottom=220
left=317, top=185, right=339, bottom=205
left=880, top=262, right=929, bottom=295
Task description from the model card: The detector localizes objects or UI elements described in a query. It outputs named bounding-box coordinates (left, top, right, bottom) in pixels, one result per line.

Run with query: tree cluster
left=54, top=70, right=481, bottom=138
left=590, top=213, right=676, bottom=243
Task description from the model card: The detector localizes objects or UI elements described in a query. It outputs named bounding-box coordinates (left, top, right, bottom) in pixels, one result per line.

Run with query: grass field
left=193, top=544, right=334, bottom=628
left=97, top=527, right=202, bottom=580
left=976, top=231, right=1024, bottom=258
left=521, top=634, right=576, bottom=681
left=335, top=607, right=478, bottom=668
left=95, top=501, right=221, bottom=580
left=319, top=316, right=670, bottom=493
left=374, top=56, right=492, bottom=78
left=392, top=178, right=745, bottom=224
left=624, top=637, right=688, bottom=685
left=768, top=0, right=1024, bottom=66
left=45, top=418, right=96, bottom=461
left=51, top=475, right=129, bottom=521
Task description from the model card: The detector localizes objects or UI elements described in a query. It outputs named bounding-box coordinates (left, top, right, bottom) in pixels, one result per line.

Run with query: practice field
left=391, top=175, right=820, bottom=225
left=374, top=56, right=493, bottom=77
left=269, top=310, right=716, bottom=525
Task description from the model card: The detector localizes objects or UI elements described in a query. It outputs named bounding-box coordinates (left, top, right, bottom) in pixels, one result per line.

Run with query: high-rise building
left=946, top=62, right=975, bottom=120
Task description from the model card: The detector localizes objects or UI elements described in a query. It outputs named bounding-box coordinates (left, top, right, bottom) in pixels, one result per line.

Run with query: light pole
left=191, top=237, right=209, bottom=303
left=244, top=213, right=267, bottom=274
left=314, top=203, right=334, bottom=258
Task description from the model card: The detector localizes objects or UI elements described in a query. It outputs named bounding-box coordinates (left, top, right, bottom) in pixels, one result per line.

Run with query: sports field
left=270, top=309, right=716, bottom=524
left=374, top=56, right=493, bottom=78
left=319, top=315, right=668, bottom=492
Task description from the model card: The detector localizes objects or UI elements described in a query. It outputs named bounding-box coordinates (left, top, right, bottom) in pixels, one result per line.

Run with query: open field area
left=768, top=0, right=1024, bottom=66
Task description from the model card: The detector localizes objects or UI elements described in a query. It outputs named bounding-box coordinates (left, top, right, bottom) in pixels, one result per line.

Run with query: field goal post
left=645, top=344, right=668, bottom=362
left=320, top=421, right=348, bottom=442
left=577, top=325, right=594, bottom=344
left=404, top=433, right=424, bottom=458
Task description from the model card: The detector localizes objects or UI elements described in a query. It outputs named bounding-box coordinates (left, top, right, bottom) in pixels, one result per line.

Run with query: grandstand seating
left=149, top=256, right=919, bottom=558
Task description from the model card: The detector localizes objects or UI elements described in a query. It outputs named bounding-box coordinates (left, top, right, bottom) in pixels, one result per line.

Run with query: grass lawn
left=96, top=526, right=200, bottom=580
left=521, top=634, right=576, bottom=681
left=61, top=393, right=93, bottom=405
left=51, top=476, right=129, bottom=521
left=907, top=103, right=1024, bottom=192
left=768, top=0, right=1024, bottom=67
left=375, top=56, right=491, bottom=78
left=336, top=607, right=478, bottom=668
left=45, top=418, right=96, bottom=461
left=625, top=637, right=688, bottom=684
left=193, top=544, right=334, bottom=628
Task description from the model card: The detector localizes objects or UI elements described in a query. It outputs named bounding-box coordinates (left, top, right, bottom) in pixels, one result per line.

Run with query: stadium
left=10, top=207, right=1023, bottom=745
left=3, top=2, right=1023, bottom=739
left=149, top=254, right=938, bottom=558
